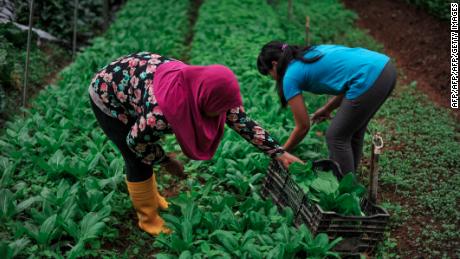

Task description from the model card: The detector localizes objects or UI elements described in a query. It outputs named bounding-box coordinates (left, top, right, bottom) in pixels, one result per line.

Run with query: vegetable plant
left=289, top=162, right=367, bottom=216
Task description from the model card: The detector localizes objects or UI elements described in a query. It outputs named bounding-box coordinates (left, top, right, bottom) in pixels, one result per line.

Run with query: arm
left=283, top=94, right=310, bottom=152
left=311, top=93, right=344, bottom=123
left=225, top=106, right=284, bottom=157
left=322, top=93, right=344, bottom=112
left=226, top=106, right=304, bottom=168
left=126, top=115, right=169, bottom=165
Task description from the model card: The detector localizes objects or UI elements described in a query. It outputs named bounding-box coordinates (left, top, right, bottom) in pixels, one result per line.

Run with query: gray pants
left=326, top=61, right=397, bottom=174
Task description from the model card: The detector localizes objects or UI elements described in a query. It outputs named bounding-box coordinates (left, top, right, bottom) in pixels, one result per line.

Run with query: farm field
left=1, top=0, right=458, bottom=258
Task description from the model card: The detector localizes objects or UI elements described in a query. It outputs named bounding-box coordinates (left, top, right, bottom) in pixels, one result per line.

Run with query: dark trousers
left=89, top=98, right=153, bottom=182
left=326, top=61, right=397, bottom=174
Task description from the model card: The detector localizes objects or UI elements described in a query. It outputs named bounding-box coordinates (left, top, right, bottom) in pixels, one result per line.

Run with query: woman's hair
left=257, top=41, right=323, bottom=107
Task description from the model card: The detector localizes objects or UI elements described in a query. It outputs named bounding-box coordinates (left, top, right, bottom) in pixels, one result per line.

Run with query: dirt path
left=342, top=0, right=459, bottom=121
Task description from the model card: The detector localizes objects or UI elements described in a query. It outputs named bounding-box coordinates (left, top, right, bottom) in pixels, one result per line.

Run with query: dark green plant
left=14, top=0, right=108, bottom=41
left=0, top=23, right=47, bottom=91
left=0, top=0, right=191, bottom=257
left=406, top=0, right=450, bottom=20
left=0, top=238, right=30, bottom=259
left=289, top=162, right=366, bottom=216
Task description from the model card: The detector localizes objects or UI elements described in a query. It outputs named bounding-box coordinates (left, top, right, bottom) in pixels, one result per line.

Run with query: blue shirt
left=282, top=45, right=390, bottom=101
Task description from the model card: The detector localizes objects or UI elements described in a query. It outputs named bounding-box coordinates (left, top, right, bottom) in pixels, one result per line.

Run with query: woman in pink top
left=88, top=52, right=302, bottom=235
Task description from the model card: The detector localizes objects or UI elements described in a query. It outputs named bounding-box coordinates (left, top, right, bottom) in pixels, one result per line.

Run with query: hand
left=162, top=158, right=187, bottom=180
left=275, top=152, right=304, bottom=169
left=311, top=107, right=331, bottom=124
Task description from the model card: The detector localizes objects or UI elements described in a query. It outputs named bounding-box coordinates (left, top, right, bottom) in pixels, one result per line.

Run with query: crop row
left=0, top=0, right=190, bottom=258
left=151, top=0, right=343, bottom=258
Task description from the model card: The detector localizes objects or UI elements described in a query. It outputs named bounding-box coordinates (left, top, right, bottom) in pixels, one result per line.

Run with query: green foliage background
left=0, top=0, right=190, bottom=257
left=407, top=0, right=451, bottom=20
left=14, top=0, right=108, bottom=41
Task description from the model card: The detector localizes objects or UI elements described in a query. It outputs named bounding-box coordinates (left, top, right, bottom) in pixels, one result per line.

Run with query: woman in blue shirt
left=257, top=41, right=397, bottom=173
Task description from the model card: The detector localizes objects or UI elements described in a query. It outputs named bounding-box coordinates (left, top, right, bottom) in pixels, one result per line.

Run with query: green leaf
left=266, top=244, right=285, bottom=259
left=211, top=230, right=239, bottom=253
left=156, top=253, right=177, bottom=259
left=164, top=214, right=186, bottom=232
left=171, top=234, right=188, bottom=253
left=38, top=214, right=58, bottom=245
left=256, top=234, right=274, bottom=246
left=10, top=238, right=29, bottom=257
left=298, top=224, right=313, bottom=244
left=16, top=196, right=41, bottom=213
left=220, top=206, right=241, bottom=232
left=0, top=189, right=16, bottom=219
left=60, top=203, right=78, bottom=223
left=79, top=206, right=110, bottom=241
left=200, top=242, right=211, bottom=253
left=314, top=233, right=329, bottom=249
left=310, top=171, right=339, bottom=195
left=0, top=241, right=13, bottom=259
left=67, top=241, right=85, bottom=259
left=181, top=220, right=193, bottom=248
left=338, top=173, right=366, bottom=197
left=179, top=250, right=192, bottom=259
left=61, top=218, right=79, bottom=240
left=326, top=236, right=343, bottom=252
left=282, top=207, right=294, bottom=225
left=180, top=201, right=202, bottom=226
left=47, top=150, right=66, bottom=171
left=335, top=193, right=363, bottom=216
left=247, top=211, right=265, bottom=231
left=288, top=162, right=307, bottom=175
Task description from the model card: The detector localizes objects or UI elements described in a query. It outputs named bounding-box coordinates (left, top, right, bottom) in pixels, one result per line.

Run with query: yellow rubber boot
left=126, top=177, right=171, bottom=235
left=152, top=174, right=169, bottom=210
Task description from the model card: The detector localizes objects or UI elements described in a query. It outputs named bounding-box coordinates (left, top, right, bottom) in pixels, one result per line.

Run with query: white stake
left=22, top=0, right=34, bottom=113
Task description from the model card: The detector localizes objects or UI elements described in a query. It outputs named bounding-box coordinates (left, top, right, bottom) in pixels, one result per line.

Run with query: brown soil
left=99, top=211, right=161, bottom=258
left=342, top=0, right=459, bottom=121
left=162, top=178, right=182, bottom=198
left=378, top=184, right=420, bottom=257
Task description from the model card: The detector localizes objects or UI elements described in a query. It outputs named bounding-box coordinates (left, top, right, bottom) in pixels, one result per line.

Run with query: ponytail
left=257, top=41, right=322, bottom=107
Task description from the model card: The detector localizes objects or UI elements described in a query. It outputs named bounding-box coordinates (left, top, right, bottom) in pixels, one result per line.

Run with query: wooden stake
left=369, top=134, right=383, bottom=204
left=72, top=0, right=78, bottom=59
left=305, top=16, right=310, bottom=45
left=22, top=0, right=34, bottom=113
left=103, top=0, right=109, bottom=30
left=288, top=0, right=293, bottom=20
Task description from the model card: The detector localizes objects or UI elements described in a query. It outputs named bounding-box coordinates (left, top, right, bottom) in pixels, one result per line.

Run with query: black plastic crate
left=261, top=161, right=288, bottom=201
left=263, top=159, right=305, bottom=213
left=261, top=175, right=286, bottom=206
left=294, top=198, right=390, bottom=255
left=262, top=159, right=390, bottom=256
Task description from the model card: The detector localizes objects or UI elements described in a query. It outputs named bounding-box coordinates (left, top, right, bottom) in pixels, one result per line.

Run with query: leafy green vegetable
left=289, top=162, right=366, bottom=216
left=0, top=0, right=362, bottom=257
left=311, top=171, right=340, bottom=196
left=0, top=0, right=191, bottom=257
